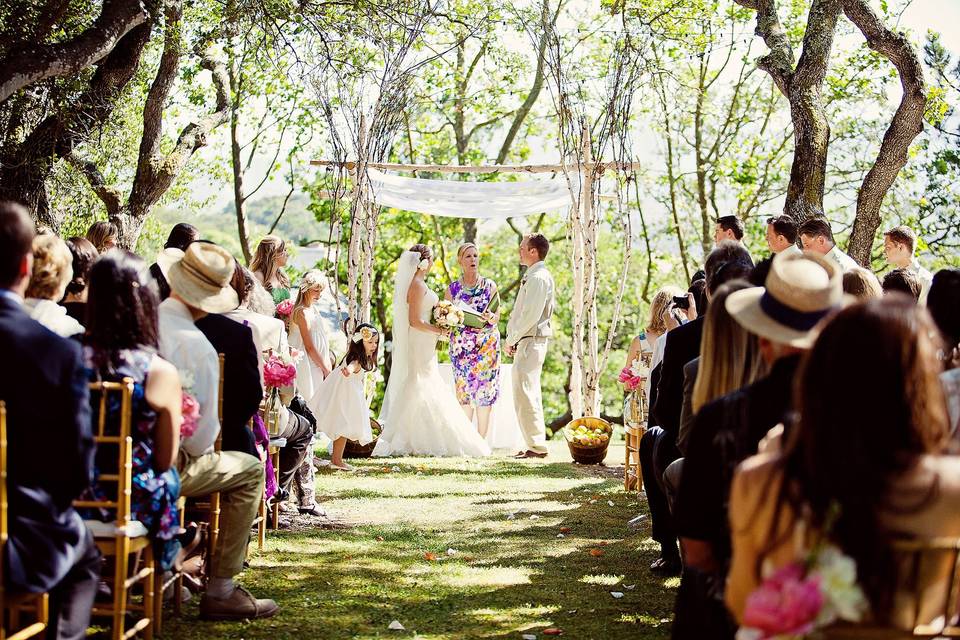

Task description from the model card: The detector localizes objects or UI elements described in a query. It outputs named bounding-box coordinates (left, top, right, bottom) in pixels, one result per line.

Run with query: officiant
left=444, top=243, right=502, bottom=439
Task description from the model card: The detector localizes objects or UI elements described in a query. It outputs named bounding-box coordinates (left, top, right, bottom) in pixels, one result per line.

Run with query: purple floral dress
left=83, top=347, right=181, bottom=569
left=447, top=278, right=500, bottom=407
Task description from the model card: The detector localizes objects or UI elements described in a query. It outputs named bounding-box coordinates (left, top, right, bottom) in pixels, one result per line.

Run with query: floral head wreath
left=417, top=258, right=430, bottom=271
left=298, top=269, right=325, bottom=292
left=352, top=325, right=380, bottom=343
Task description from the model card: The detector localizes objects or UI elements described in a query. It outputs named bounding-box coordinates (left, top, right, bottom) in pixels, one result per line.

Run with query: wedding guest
left=445, top=243, right=501, bottom=439
left=882, top=267, right=922, bottom=302
left=505, top=233, right=556, bottom=459
left=250, top=235, right=291, bottom=303
left=226, top=263, right=290, bottom=363
left=643, top=241, right=753, bottom=576
left=631, top=285, right=684, bottom=403
left=726, top=298, right=956, bottom=632
left=927, top=269, right=960, bottom=432
left=311, top=324, right=379, bottom=471
left=83, top=251, right=183, bottom=569
left=195, top=263, right=263, bottom=458
left=24, top=233, right=84, bottom=338
left=288, top=270, right=332, bottom=515
left=764, top=215, right=800, bottom=255
left=883, top=224, right=932, bottom=303
left=158, top=241, right=277, bottom=620
left=0, top=202, right=99, bottom=640
left=714, top=215, right=746, bottom=248
left=843, top=265, right=883, bottom=300
left=85, top=220, right=118, bottom=253
left=150, top=223, right=200, bottom=301
left=672, top=250, right=841, bottom=638
left=61, top=237, right=97, bottom=325
left=798, top=216, right=858, bottom=272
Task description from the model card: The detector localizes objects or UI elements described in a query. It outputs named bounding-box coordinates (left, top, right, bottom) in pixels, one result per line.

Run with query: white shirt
left=778, top=244, right=803, bottom=257
left=158, top=297, right=220, bottom=456
left=24, top=298, right=84, bottom=337
left=505, top=261, right=555, bottom=347
left=907, top=257, right=933, bottom=305
left=825, top=245, right=859, bottom=273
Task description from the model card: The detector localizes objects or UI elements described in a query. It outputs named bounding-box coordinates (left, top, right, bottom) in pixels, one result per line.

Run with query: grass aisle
left=164, top=442, right=676, bottom=639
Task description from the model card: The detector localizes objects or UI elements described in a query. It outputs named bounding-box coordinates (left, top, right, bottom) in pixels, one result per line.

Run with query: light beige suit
left=506, top=262, right=555, bottom=454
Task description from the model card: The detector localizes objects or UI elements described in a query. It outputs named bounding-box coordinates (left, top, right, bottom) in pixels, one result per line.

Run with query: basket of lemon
left=564, top=417, right=612, bottom=465
left=344, top=418, right=382, bottom=459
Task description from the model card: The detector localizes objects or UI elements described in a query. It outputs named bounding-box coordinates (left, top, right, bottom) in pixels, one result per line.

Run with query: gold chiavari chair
left=623, top=391, right=646, bottom=492
left=0, top=401, right=49, bottom=640
left=75, top=380, right=155, bottom=640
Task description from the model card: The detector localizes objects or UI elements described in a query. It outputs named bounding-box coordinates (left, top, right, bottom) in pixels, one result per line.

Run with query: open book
left=455, top=290, right=500, bottom=329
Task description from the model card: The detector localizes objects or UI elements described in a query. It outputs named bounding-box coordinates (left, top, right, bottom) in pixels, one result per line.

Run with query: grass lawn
left=162, top=441, right=676, bottom=639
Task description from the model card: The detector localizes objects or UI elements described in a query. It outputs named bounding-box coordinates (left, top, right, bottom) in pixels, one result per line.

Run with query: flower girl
left=289, top=270, right=333, bottom=408
left=311, top=323, right=379, bottom=471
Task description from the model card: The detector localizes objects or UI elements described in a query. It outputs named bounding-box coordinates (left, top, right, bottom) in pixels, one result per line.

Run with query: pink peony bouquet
left=263, top=350, right=297, bottom=389
left=737, top=544, right=868, bottom=640
left=275, top=299, right=294, bottom=318
left=618, top=358, right=649, bottom=391
left=181, top=391, right=201, bottom=438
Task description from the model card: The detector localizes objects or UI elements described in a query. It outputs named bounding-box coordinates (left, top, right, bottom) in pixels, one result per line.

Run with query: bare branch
left=65, top=153, right=123, bottom=214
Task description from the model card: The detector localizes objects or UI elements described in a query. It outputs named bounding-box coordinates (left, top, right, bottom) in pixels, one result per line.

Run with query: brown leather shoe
left=199, top=586, right=279, bottom=621
left=515, top=450, right=548, bottom=459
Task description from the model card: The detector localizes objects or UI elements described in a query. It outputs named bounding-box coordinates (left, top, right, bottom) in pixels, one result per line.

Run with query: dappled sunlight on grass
left=161, top=442, right=675, bottom=639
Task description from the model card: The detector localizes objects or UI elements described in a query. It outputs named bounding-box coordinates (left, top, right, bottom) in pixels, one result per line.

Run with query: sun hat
left=155, top=247, right=184, bottom=280
left=166, top=242, right=239, bottom=313
left=725, top=250, right=843, bottom=349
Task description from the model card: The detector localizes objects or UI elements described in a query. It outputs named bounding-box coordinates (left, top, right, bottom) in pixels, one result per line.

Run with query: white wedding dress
left=373, top=252, right=491, bottom=457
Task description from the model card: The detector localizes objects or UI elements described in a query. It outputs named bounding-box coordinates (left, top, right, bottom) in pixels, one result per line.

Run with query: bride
left=373, top=245, right=491, bottom=457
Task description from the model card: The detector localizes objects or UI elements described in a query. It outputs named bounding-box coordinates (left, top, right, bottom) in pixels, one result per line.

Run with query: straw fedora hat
left=155, top=247, right=184, bottom=280
left=166, top=242, right=239, bottom=313
left=725, top=250, right=843, bottom=349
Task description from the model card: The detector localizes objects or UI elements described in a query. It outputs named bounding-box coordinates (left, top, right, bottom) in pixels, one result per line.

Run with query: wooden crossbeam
left=310, top=160, right=642, bottom=174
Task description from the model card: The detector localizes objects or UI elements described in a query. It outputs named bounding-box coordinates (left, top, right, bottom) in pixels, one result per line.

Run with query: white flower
left=418, top=258, right=429, bottom=271
left=814, top=545, right=869, bottom=624
left=384, top=340, right=393, bottom=353
left=178, top=369, right=196, bottom=393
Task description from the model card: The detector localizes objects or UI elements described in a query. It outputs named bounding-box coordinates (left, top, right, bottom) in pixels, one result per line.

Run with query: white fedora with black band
left=725, top=250, right=843, bottom=349
left=166, top=242, right=239, bottom=314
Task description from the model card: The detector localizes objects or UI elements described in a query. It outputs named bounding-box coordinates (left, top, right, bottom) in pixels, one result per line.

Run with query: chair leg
left=113, top=539, right=130, bottom=640
left=153, top=569, right=163, bottom=636
left=624, top=431, right=631, bottom=490
left=258, top=497, right=267, bottom=550
left=142, top=545, right=155, bottom=640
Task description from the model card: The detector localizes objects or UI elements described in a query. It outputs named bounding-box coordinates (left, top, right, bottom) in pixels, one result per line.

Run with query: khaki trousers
left=512, top=337, right=549, bottom=454
left=178, top=450, right=264, bottom=579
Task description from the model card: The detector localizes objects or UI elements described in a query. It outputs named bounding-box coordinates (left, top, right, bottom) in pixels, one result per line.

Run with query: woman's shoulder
left=733, top=453, right=785, bottom=500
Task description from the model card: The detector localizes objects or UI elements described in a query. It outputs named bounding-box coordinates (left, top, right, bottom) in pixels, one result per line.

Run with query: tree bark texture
left=0, top=0, right=151, bottom=104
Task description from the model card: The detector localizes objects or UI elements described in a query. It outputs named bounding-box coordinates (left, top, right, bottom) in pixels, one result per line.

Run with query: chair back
left=73, top=379, right=136, bottom=530
left=1, top=400, right=8, bottom=597
left=216, top=353, right=224, bottom=453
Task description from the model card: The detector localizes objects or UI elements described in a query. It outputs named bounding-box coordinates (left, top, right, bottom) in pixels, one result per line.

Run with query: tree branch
left=65, top=153, right=123, bottom=215
left=0, top=0, right=151, bottom=104
left=734, top=0, right=795, bottom=96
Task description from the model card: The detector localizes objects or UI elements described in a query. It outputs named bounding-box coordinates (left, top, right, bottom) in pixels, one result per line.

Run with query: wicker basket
left=343, top=418, right=382, bottom=459
left=564, top=416, right=612, bottom=465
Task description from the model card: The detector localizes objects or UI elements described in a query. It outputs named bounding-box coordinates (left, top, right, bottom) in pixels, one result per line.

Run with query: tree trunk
left=783, top=89, right=831, bottom=221
left=227, top=40, right=252, bottom=264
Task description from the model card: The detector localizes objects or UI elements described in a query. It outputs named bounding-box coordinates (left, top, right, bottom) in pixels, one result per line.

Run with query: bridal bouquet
left=618, top=357, right=650, bottom=391
left=737, top=542, right=868, bottom=640
left=433, top=300, right=465, bottom=328
left=275, top=298, right=294, bottom=319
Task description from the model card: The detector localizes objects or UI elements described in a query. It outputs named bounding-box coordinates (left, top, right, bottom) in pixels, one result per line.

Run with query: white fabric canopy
left=367, top=168, right=574, bottom=218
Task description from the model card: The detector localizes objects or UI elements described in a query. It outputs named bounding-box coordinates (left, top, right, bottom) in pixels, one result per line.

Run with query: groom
left=505, top=233, right=555, bottom=459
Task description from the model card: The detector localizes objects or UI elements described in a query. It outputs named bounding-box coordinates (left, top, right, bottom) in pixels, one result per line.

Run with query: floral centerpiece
left=178, top=369, right=201, bottom=438
left=618, top=357, right=650, bottom=392
left=738, top=512, right=868, bottom=640
left=262, top=348, right=299, bottom=433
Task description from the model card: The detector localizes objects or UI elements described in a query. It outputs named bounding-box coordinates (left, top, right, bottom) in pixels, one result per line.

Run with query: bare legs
left=460, top=403, right=492, bottom=439
left=330, top=437, right=353, bottom=471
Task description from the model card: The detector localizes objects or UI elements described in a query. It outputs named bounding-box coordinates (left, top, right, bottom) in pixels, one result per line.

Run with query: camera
left=672, top=295, right=690, bottom=310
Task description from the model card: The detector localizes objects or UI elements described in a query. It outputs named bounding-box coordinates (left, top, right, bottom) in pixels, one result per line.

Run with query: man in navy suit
left=0, top=202, right=99, bottom=640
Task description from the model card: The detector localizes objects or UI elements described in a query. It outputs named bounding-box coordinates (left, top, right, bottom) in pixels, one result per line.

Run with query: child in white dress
left=311, top=323, right=379, bottom=471
left=289, top=270, right=333, bottom=407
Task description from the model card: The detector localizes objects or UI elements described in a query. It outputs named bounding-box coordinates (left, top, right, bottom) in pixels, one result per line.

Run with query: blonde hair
left=292, top=270, right=325, bottom=323
left=250, top=235, right=290, bottom=289
left=646, top=286, right=684, bottom=336
left=85, top=220, right=118, bottom=253
left=691, top=281, right=766, bottom=412
left=26, top=234, right=74, bottom=301
left=842, top=266, right=883, bottom=301
left=457, top=242, right=478, bottom=261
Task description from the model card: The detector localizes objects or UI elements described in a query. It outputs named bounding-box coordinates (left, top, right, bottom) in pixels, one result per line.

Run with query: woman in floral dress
left=445, top=243, right=501, bottom=439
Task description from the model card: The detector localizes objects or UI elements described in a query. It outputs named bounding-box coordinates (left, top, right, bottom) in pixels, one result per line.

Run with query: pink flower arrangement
left=741, top=563, right=824, bottom=638
left=618, top=366, right=644, bottom=391
left=263, top=352, right=297, bottom=389
left=181, top=391, right=201, bottom=438
left=275, top=299, right=294, bottom=318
